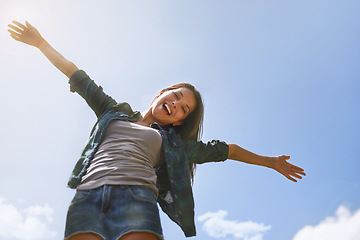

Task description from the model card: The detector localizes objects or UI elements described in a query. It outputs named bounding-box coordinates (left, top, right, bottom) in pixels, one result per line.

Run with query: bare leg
left=119, top=232, right=160, bottom=240
left=68, top=233, right=103, bottom=240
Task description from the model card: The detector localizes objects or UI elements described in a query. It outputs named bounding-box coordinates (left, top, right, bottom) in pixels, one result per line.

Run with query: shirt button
left=174, top=195, right=178, bottom=198
left=170, top=179, right=174, bottom=183
left=178, top=211, right=182, bottom=215
left=167, top=164, right=171, bottom=168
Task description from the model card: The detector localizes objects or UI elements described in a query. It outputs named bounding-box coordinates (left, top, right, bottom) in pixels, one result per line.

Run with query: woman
left=8, top=21, right=306, bottom=240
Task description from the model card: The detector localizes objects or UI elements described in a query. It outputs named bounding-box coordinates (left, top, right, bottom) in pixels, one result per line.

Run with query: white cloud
left=293, top=205, right=360, bottom=240
left=25, top=204, right=54, bottom=222
left=0, top=197, right=57, bottom=240
left=198, top=210, right=271, bottom=240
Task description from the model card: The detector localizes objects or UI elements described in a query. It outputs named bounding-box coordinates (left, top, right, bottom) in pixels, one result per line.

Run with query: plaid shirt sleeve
left=69, top=70, right=117, bottom=118
left=183, top=139, right=229, bottom=164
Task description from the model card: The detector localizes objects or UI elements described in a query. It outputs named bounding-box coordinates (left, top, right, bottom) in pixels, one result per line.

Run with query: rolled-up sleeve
left=69, top=70, right=117, bottom=118
left=184, top=140, right=229, bottom=164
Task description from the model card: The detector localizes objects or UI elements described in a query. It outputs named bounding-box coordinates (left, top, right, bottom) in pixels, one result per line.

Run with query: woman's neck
left=136, top=108, right=155, bottom=127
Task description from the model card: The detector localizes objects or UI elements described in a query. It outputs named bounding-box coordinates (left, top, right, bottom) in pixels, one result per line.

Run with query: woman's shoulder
left=112, top=102, right=142, bottom=120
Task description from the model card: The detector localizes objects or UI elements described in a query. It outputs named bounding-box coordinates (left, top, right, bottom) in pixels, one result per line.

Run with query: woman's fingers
left=25, top=21, right=35, bottom=29
left=276, top=155, right=306, bottom=182
left=288, top=162, right=306, bottom=176
left=298, top=170, right=306, bottom=176
left=8, top=24, right=23, bottom=34
left=286, top=171, right=304, bottom=182
left=292, top=165, right=305, bottom=173
left=283, top=165, right=306, bottom=182
left=8, top=29, right=21, bottom=40
left=12, top=20, right=26, bottom=30
left=8, top=29, right=19, bottom=36
left=290, top=172, right=303, bottom=180
left=294, top=168, right=306, bottom=177
left=290, top=166, right=306, bottom=176
left=287, top=175, right=297, bottom=182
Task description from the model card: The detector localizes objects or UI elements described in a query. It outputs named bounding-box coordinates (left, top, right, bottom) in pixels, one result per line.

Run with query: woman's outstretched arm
left=228, top=143, right=306, bottom=182
left=8, top=20, right=78, bottom=78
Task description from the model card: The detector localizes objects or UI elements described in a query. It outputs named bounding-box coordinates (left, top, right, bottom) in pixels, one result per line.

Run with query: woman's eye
left=174, top=92, right=179, bottom=99
left=182, top=107, right=186, bottom=113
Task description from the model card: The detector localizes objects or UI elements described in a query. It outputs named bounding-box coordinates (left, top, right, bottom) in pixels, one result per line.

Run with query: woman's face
left=150, top=87, right=197, bottom=126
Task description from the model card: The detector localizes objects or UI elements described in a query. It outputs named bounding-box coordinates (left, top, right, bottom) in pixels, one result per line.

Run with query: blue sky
left=0, top=0, right=359, bottom=239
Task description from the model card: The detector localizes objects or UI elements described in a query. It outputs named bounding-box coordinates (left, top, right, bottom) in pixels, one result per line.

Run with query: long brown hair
left=155, top=83, right=204, bottom=181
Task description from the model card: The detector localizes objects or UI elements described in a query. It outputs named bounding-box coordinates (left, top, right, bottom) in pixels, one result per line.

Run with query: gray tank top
left=77, top=120, right=163, bottom=194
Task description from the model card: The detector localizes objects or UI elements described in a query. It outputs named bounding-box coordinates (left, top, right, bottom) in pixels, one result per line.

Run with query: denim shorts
left=64, top=185, right=163, bottom=240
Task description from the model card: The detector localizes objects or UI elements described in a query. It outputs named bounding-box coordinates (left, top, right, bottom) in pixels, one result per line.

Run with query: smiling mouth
left=164, top=103, right=172, bottom=115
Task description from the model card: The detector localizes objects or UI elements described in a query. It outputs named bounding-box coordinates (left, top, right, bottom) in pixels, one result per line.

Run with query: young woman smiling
left=8, top=20, right=306, bottom=240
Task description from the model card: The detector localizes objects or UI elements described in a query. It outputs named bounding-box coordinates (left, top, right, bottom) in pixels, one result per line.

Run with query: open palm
left=274, top=155, right=306, bottom=182
left=8, top=21, right=44, bottom=47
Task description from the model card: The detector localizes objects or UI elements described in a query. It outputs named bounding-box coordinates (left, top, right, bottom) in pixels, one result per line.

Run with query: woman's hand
left=8, top=20, right=44, bottom=47
left=273, top=155, right=306, bottom=182
left=8, top=20, right=78, bottom=78
left=228, top=144, right=306, bottom=182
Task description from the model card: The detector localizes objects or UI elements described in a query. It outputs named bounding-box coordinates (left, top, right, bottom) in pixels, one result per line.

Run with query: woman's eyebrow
left=179, top=91, right=191, bottom=112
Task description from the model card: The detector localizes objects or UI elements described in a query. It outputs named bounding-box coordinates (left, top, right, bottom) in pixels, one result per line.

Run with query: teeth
left=165, top=103, right=171, bottom=115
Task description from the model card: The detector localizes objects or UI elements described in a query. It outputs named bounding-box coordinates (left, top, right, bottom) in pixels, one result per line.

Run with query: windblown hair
left=155, top=83, right=204, bottom=182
